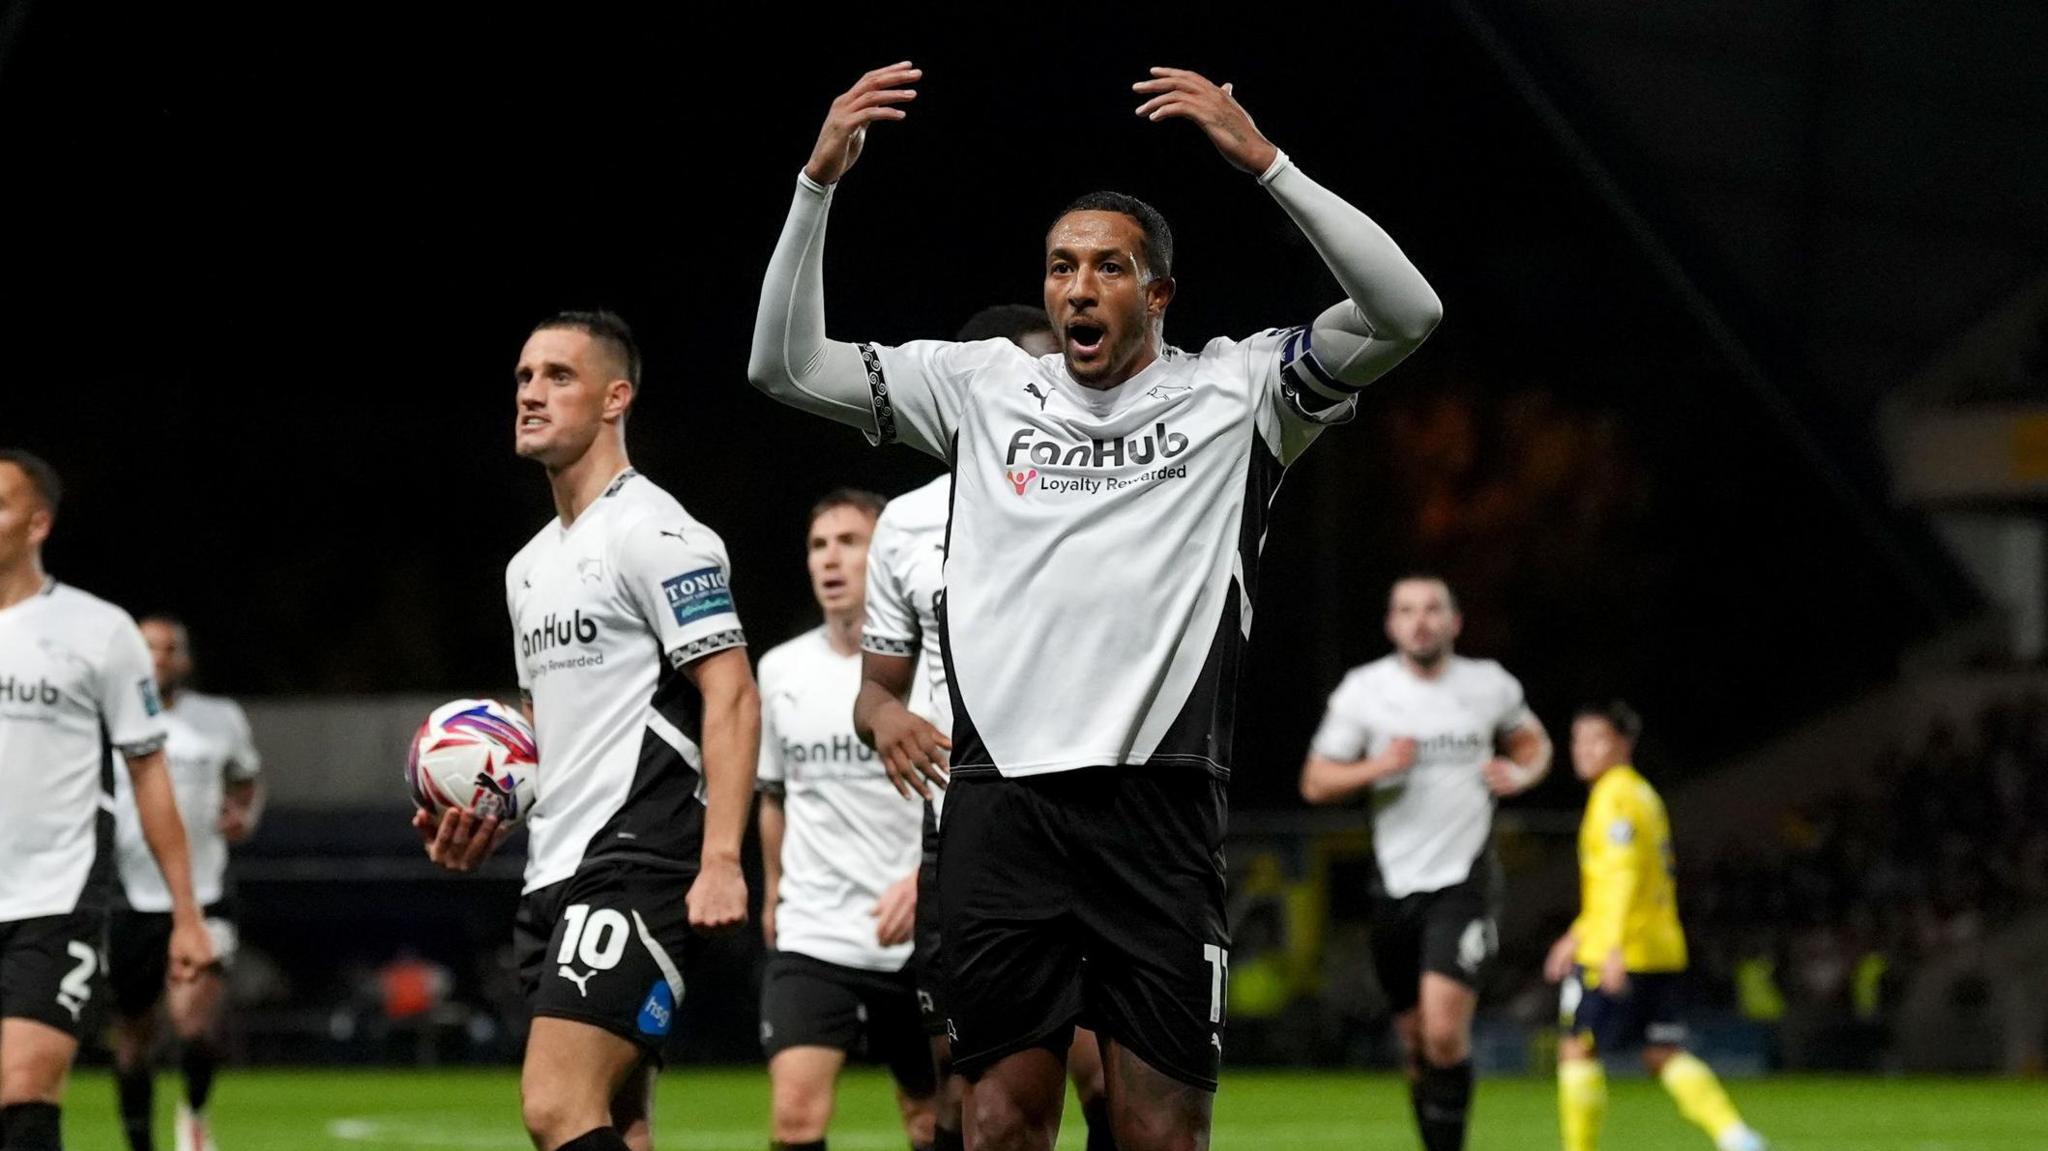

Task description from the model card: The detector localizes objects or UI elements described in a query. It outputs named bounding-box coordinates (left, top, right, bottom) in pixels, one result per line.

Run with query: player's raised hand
left=805, top=61, right=922, bottom=187
left=871, top=872, right=918, bottom=948
left=687, top=857, right=748, bottom=934
left=414, top=807, right=509, bottom=873
left=1133, top=67, right=1280, bottom=174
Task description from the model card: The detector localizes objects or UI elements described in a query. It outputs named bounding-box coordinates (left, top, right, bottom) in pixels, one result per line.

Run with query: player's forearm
left=697, top=683, right=761, bottom=865
left=1299, top=754, right=1379, bottom=805
left=1261, top=156, right=1442, bottom=356
left=1506, top=725, right=1553, bottom=788
left=745, top=175, right=879, bottom=427
left=129, top=754, right=204, bottom=920
left=225, top=777, right=264, bottom=838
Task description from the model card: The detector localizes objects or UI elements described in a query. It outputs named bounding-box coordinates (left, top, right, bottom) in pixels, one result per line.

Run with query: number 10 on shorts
left=1203, top=943, right=1230, bottom=1024
left=557, top=904, right=630, bottom=971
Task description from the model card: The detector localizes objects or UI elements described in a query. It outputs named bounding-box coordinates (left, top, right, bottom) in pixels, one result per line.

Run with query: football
left=405, top=698, right=538, bottom=824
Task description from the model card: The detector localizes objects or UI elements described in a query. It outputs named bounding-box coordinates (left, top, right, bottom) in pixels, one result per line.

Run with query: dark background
left=8, top=1, right=2040, bottom=811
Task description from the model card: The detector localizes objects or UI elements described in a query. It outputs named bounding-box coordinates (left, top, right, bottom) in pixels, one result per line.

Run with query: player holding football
left=1547, top=702, right=1766, bottom=1151
left=414, top=312, right=759, bottom=1151
left=751, top=62, right=1440, bottom=1151
left=0, top=449, right=213, bottom=1151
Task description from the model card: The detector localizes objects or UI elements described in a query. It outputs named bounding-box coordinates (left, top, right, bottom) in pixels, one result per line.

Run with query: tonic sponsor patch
left=662, top=567, right=734, bottom=627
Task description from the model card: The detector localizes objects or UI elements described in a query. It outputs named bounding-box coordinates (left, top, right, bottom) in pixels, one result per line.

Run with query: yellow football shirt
left=1572, top=765, right=1687, bottom=974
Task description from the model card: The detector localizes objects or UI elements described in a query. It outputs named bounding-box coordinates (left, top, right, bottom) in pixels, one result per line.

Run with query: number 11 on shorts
left=1203, top=943, right=1230, bottom=1024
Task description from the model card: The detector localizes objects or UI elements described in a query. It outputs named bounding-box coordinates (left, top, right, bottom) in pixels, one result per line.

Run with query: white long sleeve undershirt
left=746, top=155, right=1441, bottom=427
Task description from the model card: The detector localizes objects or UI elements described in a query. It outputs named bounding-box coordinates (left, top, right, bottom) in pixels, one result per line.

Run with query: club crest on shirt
left=1147, top=384, right=1193, bottom=402
left=577, top=557, right=604, bottom=584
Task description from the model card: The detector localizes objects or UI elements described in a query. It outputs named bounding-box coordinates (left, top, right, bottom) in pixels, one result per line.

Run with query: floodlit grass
left=66, top=1066, right=2046, bottom=1149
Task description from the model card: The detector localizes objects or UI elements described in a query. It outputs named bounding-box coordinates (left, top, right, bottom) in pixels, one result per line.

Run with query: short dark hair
left=1574, top=700, right=1644, bottom=745
left=957, top=304, right=1053, bottom=344
left=1390, top=573, right=1459, bottom=614
left=807, top=488, right=887, bottom=534
left=1053, top=191, right=1174, bottom=280
left=532, top=309, right=642, bottom=389
left=0, top=450, right=62, bottom=516
left=138, top=613, right=187, bottom=635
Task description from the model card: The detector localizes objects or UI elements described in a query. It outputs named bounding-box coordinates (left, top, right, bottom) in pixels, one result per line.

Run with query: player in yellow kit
left=1545, top=702, right=1767, bottom=1151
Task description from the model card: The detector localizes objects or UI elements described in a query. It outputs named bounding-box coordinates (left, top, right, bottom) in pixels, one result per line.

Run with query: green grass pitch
left=67, top=1067, right=2043, bottom=1149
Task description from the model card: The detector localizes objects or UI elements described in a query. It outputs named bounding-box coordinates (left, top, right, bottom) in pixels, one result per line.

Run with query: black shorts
left=1560, top=967, right=1690, bottom=1054
left=939, top=766, right=1229, bottom=1091
left=1370, top=862, right=1500, bottom=1014
left=760, top=950, right=937, bottom=1096
left=912, top=798, right=946, bottom=1036
left=108, top=900, right=237, bottom=1019
left=0, top=905, right=108, bottom=1039
left=513, top=863, right=696, bottom=1059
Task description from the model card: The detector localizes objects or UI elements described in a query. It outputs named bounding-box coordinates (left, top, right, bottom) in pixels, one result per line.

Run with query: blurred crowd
left=1680, top=694, right=2048, bottom=1066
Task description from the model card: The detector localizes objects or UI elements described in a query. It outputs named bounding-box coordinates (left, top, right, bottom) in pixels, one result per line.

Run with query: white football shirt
left=113, top=691, right=260, bottom=911
left=0, top=580, right=167, bottom=921
left=861, top=475, right=950, bottom=735
left=858, top=329, right=1355, bottom=779
left=507, top=469, right=748, bottom=895
left=758, top=627, right=923, bottom=972
left=1311, top=655, right=1532, bottom=897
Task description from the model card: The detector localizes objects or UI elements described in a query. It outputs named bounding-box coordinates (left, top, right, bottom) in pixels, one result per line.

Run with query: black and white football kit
left=751, top=150, right=1441, bottom=1088
left=505, top=469, right=747, bottom=1056
left=108, top=691, right=257, bottom=1015
left=1310, top=655, right=1532, bottom=1008
left=0, top=580, right=167, bottom=1038
left=756, top=627, right=931, bottom=1094
left=860, top=475, right=953, bottom=1035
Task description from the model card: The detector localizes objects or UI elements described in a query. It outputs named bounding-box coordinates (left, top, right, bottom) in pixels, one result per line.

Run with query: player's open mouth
left=519, top=416, right=548, bottom=429
left=1066, top=322, right=1105, bottom=358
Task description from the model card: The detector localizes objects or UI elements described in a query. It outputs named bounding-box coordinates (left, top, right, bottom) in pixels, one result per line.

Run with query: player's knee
left=769, top=1079, right=832, bottom=1142
left=1420, top=1021, right=1470, bottom=1067
left=171, top=1017, right=213, bottom=1045
left=1110, top=1096, right=1211, bottom=1151
left=897, top=1091, right=937, bottom=1143
left=520, top=1084, right=601, bottom=1148
left=970, top=1080, right=1062, bottom=1147
left=0, top=1051, right=69, bottom=1105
